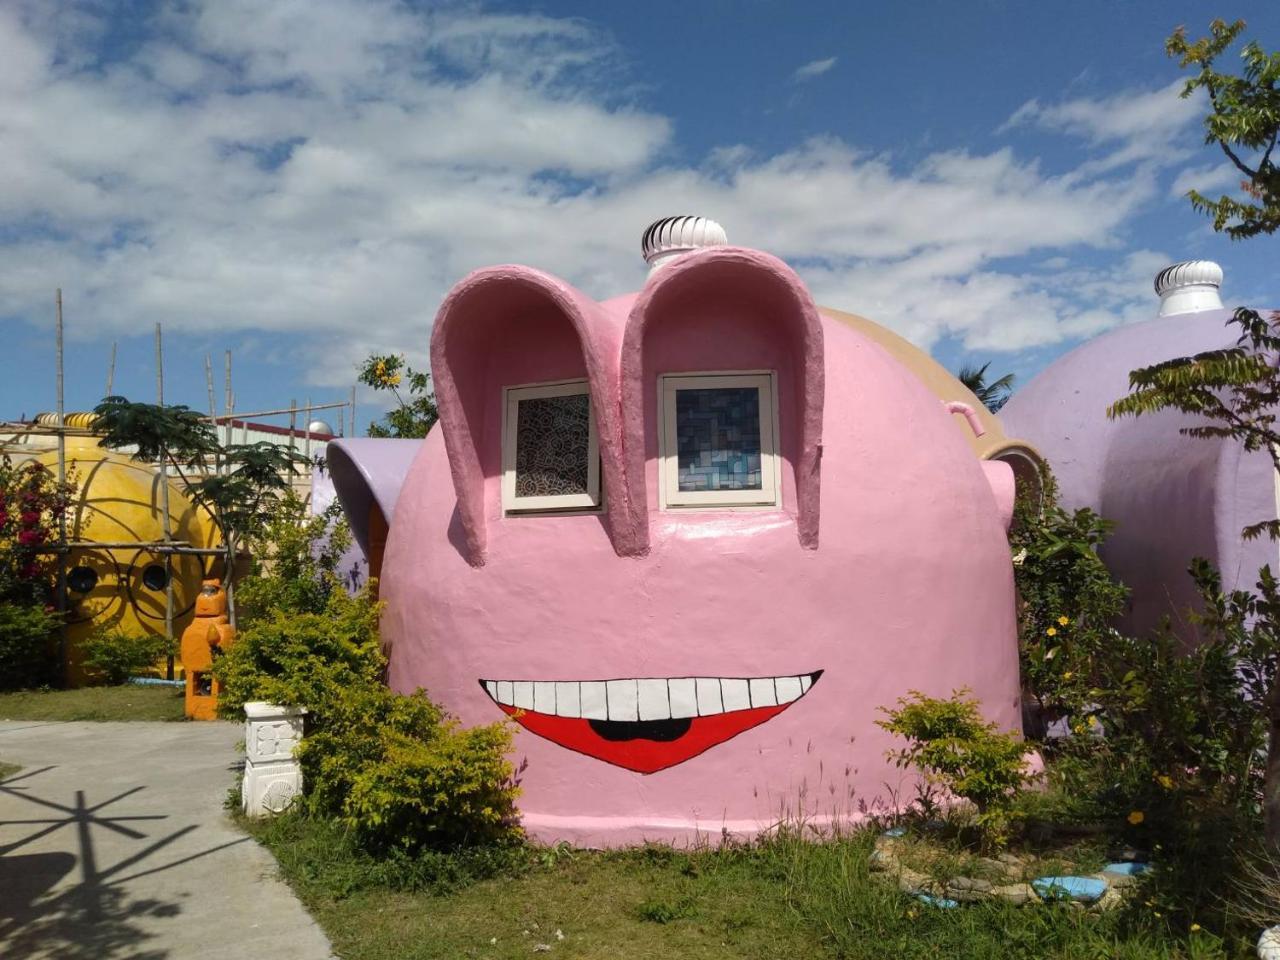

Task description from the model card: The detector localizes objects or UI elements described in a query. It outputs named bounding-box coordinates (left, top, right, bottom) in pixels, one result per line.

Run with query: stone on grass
left=992, top=883, right=1040, bottom=906
left=1031, top=876, right=1108, bottom=903
left=1259, top=925, right=1280, bottom=960
left=945, top=876, right=994, bottom=902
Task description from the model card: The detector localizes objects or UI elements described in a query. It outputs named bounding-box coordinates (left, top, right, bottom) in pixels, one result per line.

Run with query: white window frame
left=658, top=371, right=781, bottom=509
left=501, top=379, right=600, bottom=513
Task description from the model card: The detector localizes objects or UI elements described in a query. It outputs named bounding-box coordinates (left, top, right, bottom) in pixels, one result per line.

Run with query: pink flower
left=18, top=529, right=46, bottom=546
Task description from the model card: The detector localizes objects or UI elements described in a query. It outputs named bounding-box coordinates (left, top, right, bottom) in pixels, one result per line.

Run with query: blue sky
left=2, top=0, right=1278, bottom=432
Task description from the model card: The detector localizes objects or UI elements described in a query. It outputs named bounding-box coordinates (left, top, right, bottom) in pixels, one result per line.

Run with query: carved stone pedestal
left=242, top=701, right=305, bottom=817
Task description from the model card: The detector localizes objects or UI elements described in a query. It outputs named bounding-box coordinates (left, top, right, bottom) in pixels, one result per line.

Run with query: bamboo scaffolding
left=54, top=290, right=67, bottom=673
left=155, top=323, right=175, bottom=679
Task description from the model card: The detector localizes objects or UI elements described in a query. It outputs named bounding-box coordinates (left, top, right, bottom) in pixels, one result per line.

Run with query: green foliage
left=1168, top=19, right=1279, bottom=239
left=1009, top=470, right=1129, bottom=724
left=341, top=709, right=521, bottom=852
left=214, top=589, right=385, bottom=714
left=956, top=361, right=1016, bottom=413
left=91, top=396, right=219, bottom=464
left=215, top=589, right=520, bottom=853
left=92, top=395, right=309, bottom=560
left=0, top=602, right=59, bottom=691
left=358, top=354, right=438, bottom=438
left=877, top=690, right=1034, bottom=847
left=235, top=491, right=352, bottom=621
left=80, top=628, right=174, bottom=686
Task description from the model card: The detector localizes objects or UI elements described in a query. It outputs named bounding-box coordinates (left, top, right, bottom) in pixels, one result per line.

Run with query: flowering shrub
left=0, top=456, right=73, bottom=689
left=1008, top=469, right=1128, bottom=731
left=0, top=456, right=72, bottom=605
left=357, top=353, right=438, bottom=438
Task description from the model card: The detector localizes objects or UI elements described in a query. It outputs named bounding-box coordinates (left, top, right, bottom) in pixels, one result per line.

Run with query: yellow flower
left=1127, top=810, right=1145, bottom=825
left=387, top=372, right=402, bottom=387
left=1057, top=616, right=1070, bottom=626
left=1046, top=627, right=1058, bottom=637
left=1062, top=671, right=1074, bottom=680
left=1190, top=924, right=1202, bottom=932
left=1155, top=774, right=1174, bottom=790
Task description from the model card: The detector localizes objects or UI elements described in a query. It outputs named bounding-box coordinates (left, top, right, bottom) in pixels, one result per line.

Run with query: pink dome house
left=331, top=218, right=1031, bottom=846
left=1001, top=261, right=1279, bottom=640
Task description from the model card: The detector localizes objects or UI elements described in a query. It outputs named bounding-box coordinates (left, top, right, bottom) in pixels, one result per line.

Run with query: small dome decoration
left=307, top=419, right=335, bottom=436
left=641, top=216, right=728, bottom=273
left=1154, top=260, right=1224, bottom=316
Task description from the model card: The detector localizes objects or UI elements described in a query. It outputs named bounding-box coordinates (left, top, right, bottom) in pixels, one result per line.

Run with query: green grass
left=0, top=685, right=186, bottom=722
left=0, top=761, right=20, bottom=779
left=246, top=815, right=1250, bottom=960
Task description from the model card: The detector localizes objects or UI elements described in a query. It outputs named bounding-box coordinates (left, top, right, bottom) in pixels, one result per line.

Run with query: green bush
left=215, top=589, right=520, bottom=853
left=80, top=628, right=173, bottom=686
left=1009, top=470, right=1129, bottom=731
left=877, top=689, right=1035, bottom=848
left=235, top=491, right=352, bottom=621
left=0, top=602, right=58, bottom=691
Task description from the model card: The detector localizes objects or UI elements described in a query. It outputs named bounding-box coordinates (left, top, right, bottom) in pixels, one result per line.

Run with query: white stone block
left=243, top=762, right=303, bottom=817
left=242, top=702, right=305, bottom=818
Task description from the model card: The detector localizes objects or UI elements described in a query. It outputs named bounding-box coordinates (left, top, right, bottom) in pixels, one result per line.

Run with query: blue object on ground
left=1102, top=861, right=1149, bottom=876
left=127, top=677, right=185, bottom=687
left=883, top=826, right=907, bottom=838
left=1032, top=876, right=1108, bottom=902
left=916, top=893, right=959, bottom=909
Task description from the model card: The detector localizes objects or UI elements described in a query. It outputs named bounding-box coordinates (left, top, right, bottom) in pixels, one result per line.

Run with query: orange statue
left=181, top=579, right=235, bottom=721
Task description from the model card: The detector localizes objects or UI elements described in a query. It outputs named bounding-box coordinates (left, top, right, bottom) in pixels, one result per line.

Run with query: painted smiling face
left=375, top=248, right=1021, bottom=846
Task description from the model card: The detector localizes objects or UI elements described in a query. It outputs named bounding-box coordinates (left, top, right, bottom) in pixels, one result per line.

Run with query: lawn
left=0, top=685, right=187, bottom=722
left=247, top=815, right=1242, bottom=960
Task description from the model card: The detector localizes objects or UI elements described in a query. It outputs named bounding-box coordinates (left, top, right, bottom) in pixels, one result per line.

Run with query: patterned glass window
left=675, top=388, right=762, bottom=492
left=514, top=394, right=591, bottom=497
left=502, top=381, right=600, bottom=512
left=660, top=372, right=779, bottom=508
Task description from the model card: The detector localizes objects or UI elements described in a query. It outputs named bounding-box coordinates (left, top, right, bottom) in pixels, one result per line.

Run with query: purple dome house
left=1001, top=261, right=1278, bottom=639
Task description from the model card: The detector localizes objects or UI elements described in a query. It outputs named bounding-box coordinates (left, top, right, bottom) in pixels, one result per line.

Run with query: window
left=659, top=372, right=780, bottom=508
left=502, top=380, right=600, bottom=513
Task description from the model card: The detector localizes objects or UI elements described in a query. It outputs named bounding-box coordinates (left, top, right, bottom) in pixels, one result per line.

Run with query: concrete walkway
left=0, top=720, right=334, bottom=960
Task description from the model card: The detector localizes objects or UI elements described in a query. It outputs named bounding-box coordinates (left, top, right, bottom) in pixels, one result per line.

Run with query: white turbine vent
left=641, top=216, right=728, bottom=274
left=1154, top=259, right=1224, bottom=316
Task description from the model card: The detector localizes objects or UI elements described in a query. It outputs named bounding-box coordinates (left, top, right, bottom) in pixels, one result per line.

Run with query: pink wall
left=380, top=248, right=1021, bottom=846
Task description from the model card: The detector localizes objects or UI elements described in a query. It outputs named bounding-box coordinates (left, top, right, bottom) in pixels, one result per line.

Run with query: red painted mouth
left=480, top=672, right=822, bottom=774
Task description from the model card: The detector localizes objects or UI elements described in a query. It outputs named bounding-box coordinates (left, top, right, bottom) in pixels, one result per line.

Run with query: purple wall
left=1001, top=307, right=1277, bottom=639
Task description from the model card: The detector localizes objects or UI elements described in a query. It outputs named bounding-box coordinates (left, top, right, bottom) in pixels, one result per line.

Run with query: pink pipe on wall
left=944, top=401, right=986, bottom=438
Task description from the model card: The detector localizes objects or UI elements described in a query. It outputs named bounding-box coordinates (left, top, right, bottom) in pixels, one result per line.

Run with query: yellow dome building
left=25, top=422, right=222, bottom=686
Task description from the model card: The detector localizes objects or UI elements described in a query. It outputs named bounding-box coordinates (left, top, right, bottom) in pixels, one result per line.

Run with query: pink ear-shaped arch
left=429, top=266, right=630, bottom=565
left=618, top=247, right=825, bottom=552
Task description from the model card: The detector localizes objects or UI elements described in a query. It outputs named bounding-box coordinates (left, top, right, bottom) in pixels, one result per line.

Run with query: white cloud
left=1002, top=79, right=1203, bottom=173
left=792, top=56, right=837, bottom=82
left=1170, top=162, right=1240, bottom=198
left=0, top=2, right=1195, bottom=395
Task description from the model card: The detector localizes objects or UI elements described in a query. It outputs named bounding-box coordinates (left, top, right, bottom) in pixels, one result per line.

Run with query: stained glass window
left=514, top=393, right=591, bottom=497
left=675, top=387, right=762, bottom=491
left=659, top=372, right=779, bottom=508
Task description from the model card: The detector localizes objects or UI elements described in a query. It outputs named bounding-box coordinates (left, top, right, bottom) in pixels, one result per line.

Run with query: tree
left=1167, top=18, right=1279, bottom=239
left=358, top=354, right=438, bottom=438
left=957, top=361, right=1016, bottom=413
left=92, top=396, right=308, bottom=622
left=1105, top=18, right=1280, bottom=847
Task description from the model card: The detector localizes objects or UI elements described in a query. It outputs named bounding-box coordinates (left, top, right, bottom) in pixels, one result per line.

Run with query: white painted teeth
left=481, top=673, right=820, bottom=721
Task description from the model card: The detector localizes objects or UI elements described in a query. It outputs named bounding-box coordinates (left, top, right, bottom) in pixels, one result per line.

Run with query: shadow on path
left=0, top=765, right=249, bottom=959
